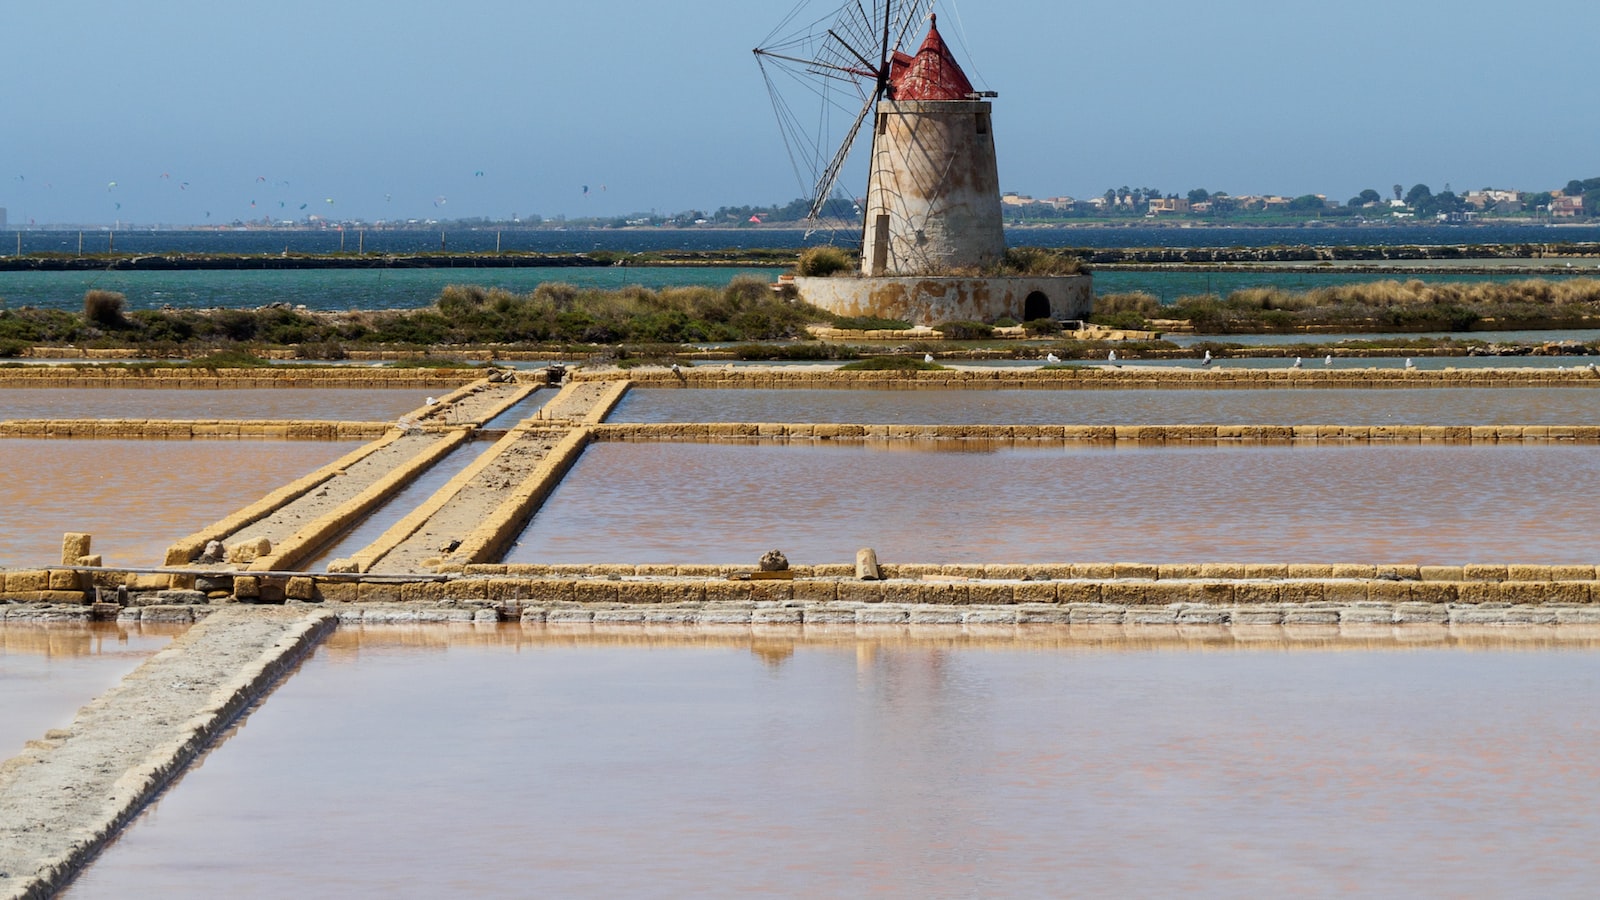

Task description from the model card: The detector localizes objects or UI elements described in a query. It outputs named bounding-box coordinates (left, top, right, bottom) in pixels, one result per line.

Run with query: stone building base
left=793, top=274, right=1093, bottom=326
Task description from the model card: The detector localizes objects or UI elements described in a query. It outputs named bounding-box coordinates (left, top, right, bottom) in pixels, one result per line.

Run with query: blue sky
left=4, top=0, right=1597, bottom=225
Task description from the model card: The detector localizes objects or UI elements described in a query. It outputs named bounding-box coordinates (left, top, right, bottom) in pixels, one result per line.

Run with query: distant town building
left=1551, top=195, right=1585, bottom=218
left=1147, top=197, right=1191, bottom=215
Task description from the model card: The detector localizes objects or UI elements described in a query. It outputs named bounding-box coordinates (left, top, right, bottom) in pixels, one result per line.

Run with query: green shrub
left=796, top=246, right=854, bottom=277
left=997, top=247, right=1085, bottom=276
left=83, top=290, right=127, bottom=328
left=832, top=315, right=911, bottom=331
left=838, top=356, right=943, bottom=371
left=1022, top=318, right=1062, bottom=335
left=937, top=320, right=994, bottom=340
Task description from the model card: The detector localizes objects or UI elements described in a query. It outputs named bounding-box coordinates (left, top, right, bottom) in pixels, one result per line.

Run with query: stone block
left=1549, top=566, right=1598, bottom=582
left=1198, top=563, right=1247, bottom=580
left=48, top=569, right=84, bottom=591
left=966, top=584, right=1014, bottom=606
left=1497, top=582, right=1547, bottom=605
left=1157, top=564, right=1202, bottom=580
left=233, top=575, right=261, bottom=599
left=319, top=582, right=360, bottom=604
left=1014, top=582, right=1060, bottom=604
left=285, top=577, right=317, bottom=601
left=61, top=533, right=92, bottom=565
left=1279, top=582, right=1325, bottom=605
left=749, top=580, right=795, bottom=604
left=1462, top=564, right=1507, bottom=582
left=1241, top=564, right=1289, bottom=579
left=1394, top=604, right=1449, bottom=624
left=1544, top=582, right=1592, bottom=605
left=1418, top=566, right=1463, bottom=582
left=1366, top=581, right=1412, bottom=604
left=6, top=570, right=49, bottom=592
left=791, top=581, right=839, bottom=604
left=1233, top=583, right=1281, bottom=605
left=1287, top=565, right=1334, bottom=579
left=229, top=537, right=272, bottom=565
left=1112, top=562, right=1159, bottom=580
left=572, top=581, right=619, bottom=604
left=1409, top=582, right=1458, bottom=604
left=1507, top=565, right=1552, bottom=582
left=920, top=583, right=970, bottom=606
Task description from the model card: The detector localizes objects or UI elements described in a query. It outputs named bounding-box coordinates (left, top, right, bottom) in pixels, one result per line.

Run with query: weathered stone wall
left=793, top=274, right=1093, bottom=326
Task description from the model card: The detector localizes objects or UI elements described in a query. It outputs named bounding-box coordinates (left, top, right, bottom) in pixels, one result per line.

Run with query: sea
left=2, top=225, right=1598, bottom=313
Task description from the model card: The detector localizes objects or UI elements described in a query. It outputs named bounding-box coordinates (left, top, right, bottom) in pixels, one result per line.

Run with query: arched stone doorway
left=1023, top=291, right=1051, bottom=322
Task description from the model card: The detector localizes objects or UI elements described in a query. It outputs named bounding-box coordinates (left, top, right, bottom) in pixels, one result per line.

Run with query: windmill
left=756, top=2, right=1091, bottom=324
left=753, top=0, right=935, bottom=226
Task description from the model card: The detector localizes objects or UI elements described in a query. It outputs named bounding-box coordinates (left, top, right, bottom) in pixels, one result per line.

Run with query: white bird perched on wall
left=670, top=363, right=681, bottom=375
left=1324, top=354, right=1333, bottom=367
left=1108, top=349, right=1120, bottom=367
left=1200, top=350, right=1212, bottom=366
left=924, top=353, right=934, bottom=363
left=1045, top=352, right=1060, bottom=364
left=425, top=396, right=438, bottom=406
left=1291, top=356, right=1303, bottom=369
left=1404, top=358, right=1416, bottom=370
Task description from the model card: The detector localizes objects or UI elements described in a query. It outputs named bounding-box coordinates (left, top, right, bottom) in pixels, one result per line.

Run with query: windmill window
left=976, top=113, right=990, bottom=135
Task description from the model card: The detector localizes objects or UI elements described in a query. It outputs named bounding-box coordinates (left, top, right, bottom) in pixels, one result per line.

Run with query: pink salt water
left=0, top=439, right=363, bottom=567
left=62, top=625, right=1600, bottom=897
left=0, top=388, right=433, bottom=422
left=0, top=622, right=181, bottom=758
left=509, top=441, right=1600, bottom=565
left=611, top=386, right=1600, bottom=425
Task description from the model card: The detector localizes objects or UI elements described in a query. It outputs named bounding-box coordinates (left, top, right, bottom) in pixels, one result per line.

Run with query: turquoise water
left=0, top=267, right=774, bottom=312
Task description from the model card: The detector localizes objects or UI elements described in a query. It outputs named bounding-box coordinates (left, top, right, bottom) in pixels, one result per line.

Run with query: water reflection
left=65, top=625, right=1600, bottom=898
left=511, top=442, right=1600, bottom=566
left=0, top=622, right=182, bottom=759
left=0, top=439, right=363, bottom=567
left=612, top=386, right=1600, bottom=426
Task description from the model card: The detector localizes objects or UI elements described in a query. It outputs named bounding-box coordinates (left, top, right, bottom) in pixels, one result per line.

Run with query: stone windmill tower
left=756, top=3, right=1090, bottom=325
left=859, top=15, right=1006, bottom=277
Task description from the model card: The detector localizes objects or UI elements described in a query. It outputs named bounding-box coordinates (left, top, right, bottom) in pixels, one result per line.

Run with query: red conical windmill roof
left=887, top=14, right=975, bottom=101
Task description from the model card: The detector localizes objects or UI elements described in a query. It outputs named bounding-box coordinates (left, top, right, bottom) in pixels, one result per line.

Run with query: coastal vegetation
left=1092, top=278, right=1600, bottom=333
left=5, top=276, right=1600, bottom=362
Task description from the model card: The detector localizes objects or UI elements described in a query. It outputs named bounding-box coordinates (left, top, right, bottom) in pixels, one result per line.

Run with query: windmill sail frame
left=754, top=0, right=935, bottom=228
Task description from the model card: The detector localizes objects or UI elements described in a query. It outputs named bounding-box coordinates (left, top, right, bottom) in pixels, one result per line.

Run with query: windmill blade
left=808, top=90, right=876, bottom=220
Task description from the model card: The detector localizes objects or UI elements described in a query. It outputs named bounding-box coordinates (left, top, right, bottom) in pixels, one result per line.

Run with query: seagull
left=424, top=396, right=438, bottom=406
left=1107, top=349, right=1119, bottom=367
left=1404, top=358, right=1415, bottom=370
left=1045, top=352, right=1060, bottom=364
left=1200, top=350, right=1212, bottom=366
left=670, top=363, right=681, bottom=375
left=1324, top=354, right=1333, bottom=367
left=1291, top=356, right=1303, bottom=369
left=924, top=353, right=934, bottom=363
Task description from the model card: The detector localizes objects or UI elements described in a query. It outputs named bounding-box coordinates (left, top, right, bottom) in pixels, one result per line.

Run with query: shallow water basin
left=610, top=386, right=1600, bottom=426
left=508, top=441, right=1600, bottom=566
left=62, top=624, right=1600, bottom=898
left=0, top=622, right=183, bottom=759
left=0, top=387, right=435, bottom=423
left=0, top=439, right=364, bottom=567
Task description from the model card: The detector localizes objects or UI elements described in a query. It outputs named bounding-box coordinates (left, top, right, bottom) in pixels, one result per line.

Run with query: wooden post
left=78, top=231, right=83, bottom=256
left=358, top=230, right=364, bottom=254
